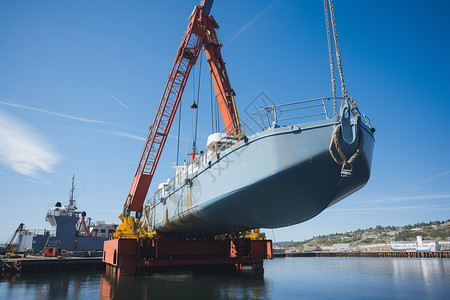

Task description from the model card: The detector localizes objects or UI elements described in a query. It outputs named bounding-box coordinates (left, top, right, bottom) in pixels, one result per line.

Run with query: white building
left=438, top=241, right=450, bottom=251
left=321, top=244, right=351, bottom=252
left=355, top=243, right=390, bottom=252
left=391, top=236, right=440, bottom=252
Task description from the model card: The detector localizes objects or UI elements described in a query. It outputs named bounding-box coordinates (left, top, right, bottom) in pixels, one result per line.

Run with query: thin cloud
left=99, top=130, right=146, bottom=142
left=226, top=1, right=278, bottom=44
left=0, top=110, right=61, bottom=178
left=417, top=170, right=450, bottom=185
left=358, top=194, right=450, bottom=204
left=332, top=204, right=450, bottom=213
left=98, top=130, right=190, bottom=143
left=110, top=94, right=128, bottom=109
left=0, top=100, right=111, bottom=125
left=0, top=99, right=141, bottom=131
left=391, top=194, right=450, bottom=201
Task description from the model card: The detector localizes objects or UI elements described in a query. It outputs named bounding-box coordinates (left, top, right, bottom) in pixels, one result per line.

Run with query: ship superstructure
left=16, top=176, right=117, bottom=252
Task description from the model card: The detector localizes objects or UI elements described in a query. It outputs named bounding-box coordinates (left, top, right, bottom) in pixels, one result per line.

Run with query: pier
left=2, top=250, right=448, bottom=277
left=0, top=255, right=104, bottom=275
left=274, top=251, right=450, bottom=258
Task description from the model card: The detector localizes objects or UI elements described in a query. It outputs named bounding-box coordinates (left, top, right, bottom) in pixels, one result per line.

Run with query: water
left=1, top=258, right=449, bottom=299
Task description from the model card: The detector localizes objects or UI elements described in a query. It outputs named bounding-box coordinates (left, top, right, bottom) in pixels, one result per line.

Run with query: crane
left=116, top=0, right=240, bottom=237
left=6, top=223, right=25, bottom=252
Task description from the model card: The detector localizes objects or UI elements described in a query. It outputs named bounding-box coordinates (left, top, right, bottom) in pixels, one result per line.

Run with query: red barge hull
left=103, top=238, right=272, bottom=276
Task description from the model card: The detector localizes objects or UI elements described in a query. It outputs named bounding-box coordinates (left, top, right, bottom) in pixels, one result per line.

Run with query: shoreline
left=274, top=251, right=450, bottom=258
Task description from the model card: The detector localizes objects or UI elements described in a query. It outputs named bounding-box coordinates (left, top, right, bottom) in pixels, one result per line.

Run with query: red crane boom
left=124, top=0, right=239, bottom=216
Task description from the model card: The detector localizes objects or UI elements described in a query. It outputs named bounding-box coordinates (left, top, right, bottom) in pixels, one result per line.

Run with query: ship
left=15, top=176, right=117, bottom=253
left=110, top=0, right=374, bottom=242
left=143, top=97, right=375, bottom=237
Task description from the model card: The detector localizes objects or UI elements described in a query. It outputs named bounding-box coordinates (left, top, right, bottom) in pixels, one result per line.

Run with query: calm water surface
left=1, top=257, right=449, bottom=299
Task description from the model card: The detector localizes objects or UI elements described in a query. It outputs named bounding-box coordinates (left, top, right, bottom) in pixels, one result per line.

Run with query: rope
left=323, top=0, right=337, bottom=117
left=327, top=0, right=348, bottom=102
left=174, top=187, right=186, bottom=216
left=329, top=124, right=363, bottom=173
left=347, top=96, right=361, bottom=117
left=327, top=177, right=343, bottom=208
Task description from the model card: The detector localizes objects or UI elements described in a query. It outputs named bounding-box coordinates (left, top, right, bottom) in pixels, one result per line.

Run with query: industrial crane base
left=103, top=238, right=273, bottom=276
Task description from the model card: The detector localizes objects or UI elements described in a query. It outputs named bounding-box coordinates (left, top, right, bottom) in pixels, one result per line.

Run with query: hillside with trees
left=278, top=220, right=450, bottom=250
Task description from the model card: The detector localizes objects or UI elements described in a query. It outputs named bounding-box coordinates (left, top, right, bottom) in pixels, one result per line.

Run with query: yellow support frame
left=113, top=213, right=157, bottom=239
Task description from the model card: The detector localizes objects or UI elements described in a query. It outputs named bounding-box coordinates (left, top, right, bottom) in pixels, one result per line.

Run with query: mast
left=69, top=175, right=77, bottom=209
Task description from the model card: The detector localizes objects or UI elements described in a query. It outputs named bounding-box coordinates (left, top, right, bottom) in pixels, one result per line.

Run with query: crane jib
left=124, top=1, right=240, bottom=215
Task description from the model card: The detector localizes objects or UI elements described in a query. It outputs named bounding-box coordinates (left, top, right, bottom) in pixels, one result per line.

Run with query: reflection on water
left=1, top=258, right=449, bottom=299
left=392, top=258, right=449, bottom=296
left=100, top=270, right=267, bottom=299
left=263, top=258, right=450, bottom=299
left=0, top=271, right=103, bottom=300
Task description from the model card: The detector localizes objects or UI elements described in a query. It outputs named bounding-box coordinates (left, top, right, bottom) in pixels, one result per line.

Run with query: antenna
left=69, top=175, right=77, bottom=208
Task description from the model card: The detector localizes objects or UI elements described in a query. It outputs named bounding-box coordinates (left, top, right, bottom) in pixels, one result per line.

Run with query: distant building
left=354, top=244, right=390, bottom=252
left=391, top=236, right=439, bottom=252
left=305, top=245, right=316, bottom=252
left=333, top=244, right=350, bottom=251
left=438, top=241, right=450, bottom=251
left=286, top=247, right=297, bottom=253
left=321, top=244, right=351, bottom=252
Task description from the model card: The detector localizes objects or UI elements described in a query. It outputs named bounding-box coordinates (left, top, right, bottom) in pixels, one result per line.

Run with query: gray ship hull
left=148, top=100, right=374, bottom=237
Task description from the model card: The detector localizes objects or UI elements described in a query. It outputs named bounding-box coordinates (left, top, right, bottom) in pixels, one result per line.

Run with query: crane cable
left=193, top=51, right=203, bottom=153
left=176, top=98, right=182, bottom=166
left=324, top=0, right=349, bottom=112
left=208, top=59, right=220, bottom=133
left=210, top=71, right=214, bottom=133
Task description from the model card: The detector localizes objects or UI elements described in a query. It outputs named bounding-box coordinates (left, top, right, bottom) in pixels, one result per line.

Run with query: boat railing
left=239, top=97, right=340, bottom=135
left=21, top=229, right=56, bottom=236
left=46, top=209, right=81, bottom=218
left=146, top=97, right=340, bottom=209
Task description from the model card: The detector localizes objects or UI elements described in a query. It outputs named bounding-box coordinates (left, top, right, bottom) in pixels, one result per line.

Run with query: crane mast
left=124, top=0, right=239, bottom=217
left=203, top=17, right=240, bottom=134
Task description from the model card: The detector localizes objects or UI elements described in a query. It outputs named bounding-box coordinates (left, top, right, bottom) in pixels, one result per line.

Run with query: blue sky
left=0, top=0, right=449, bottom=243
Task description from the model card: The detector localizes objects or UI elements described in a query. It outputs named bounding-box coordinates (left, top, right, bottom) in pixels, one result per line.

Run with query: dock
left=274, top=251, right=450, bottom=258
left=1, top=255, right=104, bottom=274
